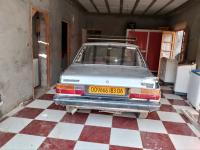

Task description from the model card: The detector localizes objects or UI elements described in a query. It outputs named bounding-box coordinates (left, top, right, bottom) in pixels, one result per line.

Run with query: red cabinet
left=127, top=29, right=162, bottom=72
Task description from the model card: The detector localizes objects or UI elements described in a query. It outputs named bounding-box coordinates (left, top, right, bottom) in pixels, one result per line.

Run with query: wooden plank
left=154, top=0, right=175, bottom=15
left=131, top=0, right=140, bottom=14
left=120, top=0, right=123, bottom=14
left=105, top=0, right=111, bottom=13
left=167, top=0, right=193, bottom=16
left=143, top=0, right=157, bottom=15
left=73, top=0, right=88, bottom=13
left=90, top=0, right=100, bottom=13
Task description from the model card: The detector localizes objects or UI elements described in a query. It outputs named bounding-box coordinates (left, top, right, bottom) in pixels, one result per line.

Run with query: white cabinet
left=159, top=57, right=178, bottom=83
left=174, top=64, right=196, bottom=94
left=187, top=70, right=200, bottom=110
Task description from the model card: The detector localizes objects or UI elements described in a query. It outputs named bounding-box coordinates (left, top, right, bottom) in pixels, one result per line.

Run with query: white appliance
left=187, top=70, right=200, bottom=110
left=159, top=57, right=178, bottom=83
left=174, top=64, right=196, bottom=94
left=33, top=58, right=39, bottom=87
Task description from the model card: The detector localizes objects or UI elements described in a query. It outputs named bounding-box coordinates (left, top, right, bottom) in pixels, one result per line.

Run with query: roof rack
left=87, top=35, right=136, bottom=43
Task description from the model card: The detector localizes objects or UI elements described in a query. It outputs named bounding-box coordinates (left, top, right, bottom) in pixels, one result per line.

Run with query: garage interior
left=0, top=0, right=200, bottom=149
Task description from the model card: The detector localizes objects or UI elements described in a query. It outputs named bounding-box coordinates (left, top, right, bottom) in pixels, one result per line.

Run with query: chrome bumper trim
left=54, top=95, right=160, bottom=112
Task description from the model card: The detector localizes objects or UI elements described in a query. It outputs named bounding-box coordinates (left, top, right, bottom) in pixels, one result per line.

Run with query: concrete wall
left=0, top=0, right=50, bottom=116
left=0, top=0, right=84, bottom=116
left=85, top=14, right=168, bottom=36
left=50, top=0, right=86, bottom=84
left=169, top=0, right=200, bottom=68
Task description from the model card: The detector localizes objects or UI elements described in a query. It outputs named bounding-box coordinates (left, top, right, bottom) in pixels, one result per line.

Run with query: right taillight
left=56, top=84, right=84, bottom=96
left=129, top=88, right=160, bottom=101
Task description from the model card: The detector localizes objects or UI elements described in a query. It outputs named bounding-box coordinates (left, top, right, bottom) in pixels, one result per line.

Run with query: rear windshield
left=74, top=45, right=146, bottom=67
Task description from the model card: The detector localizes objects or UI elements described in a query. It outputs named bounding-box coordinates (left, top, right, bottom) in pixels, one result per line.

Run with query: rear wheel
left=137, top=112, right=149, bottom=119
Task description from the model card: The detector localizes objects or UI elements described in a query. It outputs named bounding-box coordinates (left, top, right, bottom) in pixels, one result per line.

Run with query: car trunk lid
left=60, top=64, right=155, bottom=88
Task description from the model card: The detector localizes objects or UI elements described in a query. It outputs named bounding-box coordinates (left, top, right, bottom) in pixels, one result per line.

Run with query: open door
left=61, top=21, right=69, bottom=71
left=158, top=30, right=188, bottom=78
left=160, top=31, right=176, bottom=59
left=158, top=31, right=176, bottom=78
left=32, top=7, right=50, bottom=98
left=174, top=29, right=188, bottom=63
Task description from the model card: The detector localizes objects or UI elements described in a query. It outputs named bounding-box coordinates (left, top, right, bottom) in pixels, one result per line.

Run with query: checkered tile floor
left=1, top=85, right=200, bottom=150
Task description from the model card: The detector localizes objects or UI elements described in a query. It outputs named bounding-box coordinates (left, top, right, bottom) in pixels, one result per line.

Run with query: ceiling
left=76, top=0, right=190, bottom=15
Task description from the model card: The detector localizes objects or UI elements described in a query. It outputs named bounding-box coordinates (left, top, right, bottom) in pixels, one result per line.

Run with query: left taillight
left=56, top=84, right=85, bottom=96
left=129, top=88, right=160, bottom=101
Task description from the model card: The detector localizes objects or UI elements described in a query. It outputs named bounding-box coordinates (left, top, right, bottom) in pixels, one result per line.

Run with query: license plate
left=88, top=86, right=126, bottom=96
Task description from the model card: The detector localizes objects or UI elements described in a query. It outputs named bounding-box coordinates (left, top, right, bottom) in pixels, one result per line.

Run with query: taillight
left=129, top=88, right=160, bottom=100
left=56, top=84, right=84, bottom=96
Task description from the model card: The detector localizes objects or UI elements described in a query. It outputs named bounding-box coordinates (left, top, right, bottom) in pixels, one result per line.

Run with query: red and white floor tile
left=0, top=86, right=200, bottom=150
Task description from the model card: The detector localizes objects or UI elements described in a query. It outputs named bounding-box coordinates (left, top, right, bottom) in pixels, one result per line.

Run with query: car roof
left=83, top=42, right=138, bottom=48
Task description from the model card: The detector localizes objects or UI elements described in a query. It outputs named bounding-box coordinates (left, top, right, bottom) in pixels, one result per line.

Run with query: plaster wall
left=0, top=0, right=31, bottom=116
left=0, top=0, right=85, bottom=116
left=0, top=0, right=50, bottom=116
left=49, top=0, right=86, bottom=84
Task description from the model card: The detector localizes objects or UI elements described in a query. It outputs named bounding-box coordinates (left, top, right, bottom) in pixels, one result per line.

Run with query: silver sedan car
left=54, top=42, right=160, bottom=118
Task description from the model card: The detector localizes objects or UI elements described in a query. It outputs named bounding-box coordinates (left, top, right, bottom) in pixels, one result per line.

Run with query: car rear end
left=54, top=79, right=160, bottom=113
left=54, top=43, right=161, bottom=115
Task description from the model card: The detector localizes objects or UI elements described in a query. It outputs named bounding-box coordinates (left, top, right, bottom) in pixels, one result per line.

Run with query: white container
left=187, top=70, right=200, bottom=110
left=174, top=64, right=196, bottom=94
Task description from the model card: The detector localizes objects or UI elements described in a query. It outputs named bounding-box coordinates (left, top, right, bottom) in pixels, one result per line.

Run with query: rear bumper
left=54, top=95, right=160, bottom=112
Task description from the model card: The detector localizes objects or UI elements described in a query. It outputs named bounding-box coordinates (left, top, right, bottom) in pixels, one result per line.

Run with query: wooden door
left=127, top=29, right=148, bottom=60
left=160, top=31, right=176, bottom=59
left=127, top=29, right=162, bottom=72
left=158, top=31, right=176, bottom=77
left=174, top=29, right=188, bottom=63
left=147, top=32, right=162, bottom=72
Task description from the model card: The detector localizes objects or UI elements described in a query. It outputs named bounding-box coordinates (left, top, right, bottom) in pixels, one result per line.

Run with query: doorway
left=61, top=21, right=69, bottom=71
left=32, top=7, right=50, bottom=98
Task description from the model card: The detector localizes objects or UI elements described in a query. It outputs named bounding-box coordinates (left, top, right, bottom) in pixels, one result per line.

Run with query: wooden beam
left=120, top=0, right=124, bottom=14
left=90, top=0, right=100, bottom=13
left=73, top=0, right=88, bottom=13
left=143, top=0, right=157, bottom=15
left=167, top=0, right=194, bottom=16
left=105, top=0, right=111, bottom=13
left=154, top=0, right=174, bottom=15
left=131, top=0, right=140, bottom=15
